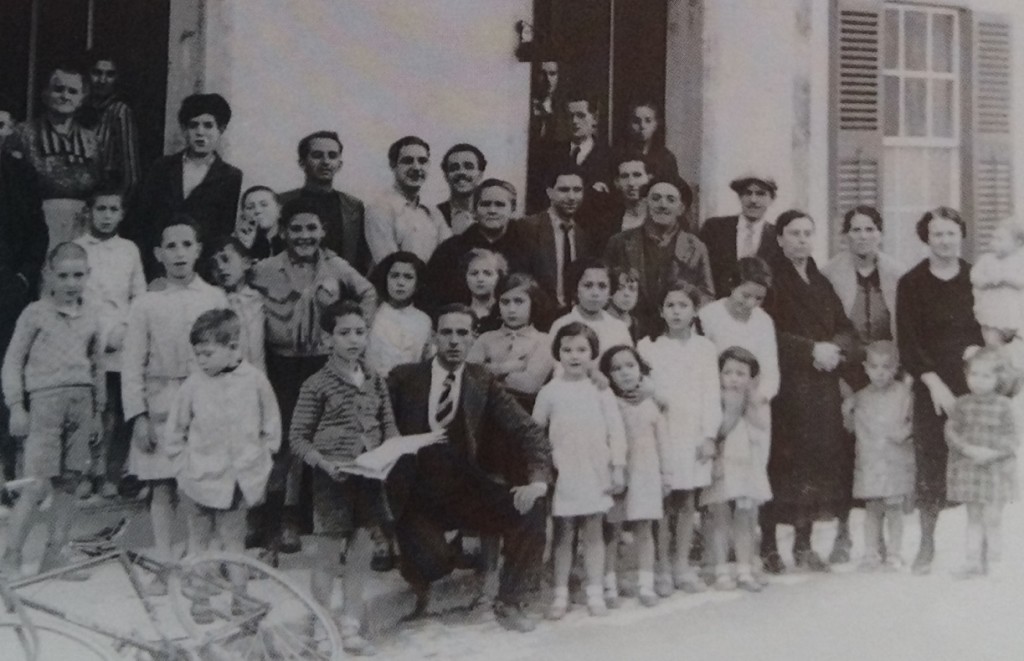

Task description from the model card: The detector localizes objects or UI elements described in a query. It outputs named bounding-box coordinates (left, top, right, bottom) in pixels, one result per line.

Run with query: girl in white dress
left=599, top=344, right=670, bottom=608
left=365, top=251, right=432, bottom=377
left=701, top=347, right=773, bottom=591
left=638, top=281, right=721, bottom=595
left=533, top=322, right=626, bottom=619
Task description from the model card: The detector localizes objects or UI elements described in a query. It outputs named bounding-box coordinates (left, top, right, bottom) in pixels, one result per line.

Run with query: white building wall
left=172, top=0, right=533, bottom=210
left=693, top=0, right=833, bottom=260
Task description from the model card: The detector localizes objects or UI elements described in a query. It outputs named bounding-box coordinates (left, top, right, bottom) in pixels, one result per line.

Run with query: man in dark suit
left=280, top=131, right=370, bottom=273
left=0, top=151, right=47, bottom=486
left=700, top=173, right=780, bottom=297
left=437, top=143, right=486, bottom=235
left=518, top=167, right=600, bottom=310
left=125, top=93, right=242, bottom=278
left=386, top=305, right=551, bottom=632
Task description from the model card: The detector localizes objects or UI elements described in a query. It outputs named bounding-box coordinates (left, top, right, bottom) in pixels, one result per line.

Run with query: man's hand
left=592, top=182, right=609, bottom=194
left=510, top=482, right=547, bottom=514
left=812, top=343, right=841, bottom=372
left=8, top=405, right=28, bottom=438
left=106, top=323, right=127, bottom=353
left=131, top=414, right=155, bottom=453
left=315, top=278, right=341, bottom=307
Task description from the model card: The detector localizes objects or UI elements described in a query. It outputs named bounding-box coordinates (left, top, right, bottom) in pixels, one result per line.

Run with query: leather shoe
left=794, top=549, right=831, bottom=572
left=494, top=601, right=536, bottom=633
left=761, top=551, right=786, bottom=575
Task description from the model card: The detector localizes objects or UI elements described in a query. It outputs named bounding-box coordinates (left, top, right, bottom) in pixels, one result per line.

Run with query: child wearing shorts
left=165, top=309, right=280, bottom=620
left=1, top=242, right=105, bottom=578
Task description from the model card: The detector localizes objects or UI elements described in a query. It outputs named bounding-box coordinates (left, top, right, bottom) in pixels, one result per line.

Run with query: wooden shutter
left=830, top=0, right=884, bottom=254
left=965, top=13, right=1013, bottom=256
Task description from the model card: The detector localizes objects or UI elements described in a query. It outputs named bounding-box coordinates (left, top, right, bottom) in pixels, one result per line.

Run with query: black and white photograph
left=0, top=0, right=1022, bottom=658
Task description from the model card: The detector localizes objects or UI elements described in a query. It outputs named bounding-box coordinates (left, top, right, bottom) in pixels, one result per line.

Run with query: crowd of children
left=0, top=175, right=1020, bottom=651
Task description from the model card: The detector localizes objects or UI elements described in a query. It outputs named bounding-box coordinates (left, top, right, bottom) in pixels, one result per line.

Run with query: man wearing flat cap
left=699, top=173, right=780, bottom=297
left=126, top=93, right=242, bottom=278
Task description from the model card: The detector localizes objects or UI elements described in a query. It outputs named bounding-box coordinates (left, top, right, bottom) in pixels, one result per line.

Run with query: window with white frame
left=881, top=4, right=961, bottom=266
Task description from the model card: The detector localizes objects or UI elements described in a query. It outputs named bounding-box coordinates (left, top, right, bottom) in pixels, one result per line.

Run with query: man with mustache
left=280, top=131, right=370, bottom=274
left=437, top=143, right=487, bottom=235
left=365, top=135, right=452, bottom=267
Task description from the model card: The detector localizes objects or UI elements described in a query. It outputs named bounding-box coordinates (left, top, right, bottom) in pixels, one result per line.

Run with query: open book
left=333, top=431, right=446, bottom=480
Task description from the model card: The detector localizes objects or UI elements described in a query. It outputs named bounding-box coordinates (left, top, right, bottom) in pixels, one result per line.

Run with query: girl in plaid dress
left=945, top=346, right=1019, bottom=578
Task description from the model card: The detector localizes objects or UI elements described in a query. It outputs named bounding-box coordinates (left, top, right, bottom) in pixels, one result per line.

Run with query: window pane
left=933, top=79, right=954, bottom=138
left=905, top=78, right=927, bottom=136
left=932, top=13, right=954, bottom=73
left=904, top=10, right=927, bottom=71
left=884, top=9, right=900, bottom=69
left=884, top=75, right=901, bottom=136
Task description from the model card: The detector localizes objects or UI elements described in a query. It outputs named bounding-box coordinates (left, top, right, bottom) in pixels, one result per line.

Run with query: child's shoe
left=674, top=571, right=707, bottom=593
left=638, top=590, right=659, bottom=607
left=858, top=554, right=883, bottom=572
left=604, top=587, right=621, bottom=609
left=882, top=556, right=904, bottom=572
left=713, top=574, right=736, bottom=591
left=546, top=595, right=569, bottom=620
left=75, top=479, right=94, bottom=500
left=586, top=596, right=608, bottom=617
left=38, top=545, right=90, bottom=581
left=654, top=573, right=674, bottom=598
left=340, top=617, right=376, bottom=656
left=760, top=551, right=786, bottom=575
left=736, top=573, right=763, bottom=593
left=793, top=550, right=831, bottom=573
left=98, top=481, right=120, bottom=499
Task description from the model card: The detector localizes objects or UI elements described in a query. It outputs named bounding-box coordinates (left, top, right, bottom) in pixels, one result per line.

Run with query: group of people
left=0, top=57, right=1020, bottom=653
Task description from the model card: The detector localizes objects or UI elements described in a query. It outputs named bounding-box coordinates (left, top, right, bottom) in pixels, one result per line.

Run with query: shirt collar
left=389, top=183, right=426, bottom=211
left=327, top=354, right=367, bottom=387
left=431, top=357, right=466, bottom=381
left=548, top=207, right=574, bottom=230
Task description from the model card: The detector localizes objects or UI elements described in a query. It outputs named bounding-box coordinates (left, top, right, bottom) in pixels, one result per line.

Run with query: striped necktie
left=435, top=370, right=456, bottom=427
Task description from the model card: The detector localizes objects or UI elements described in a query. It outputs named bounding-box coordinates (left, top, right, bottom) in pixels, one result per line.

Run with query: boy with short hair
left=166, top=308, right=280, bottom=620
left=1, top=242, right=105, bottom=577
left=122, top=215, right=227, bottom=591
left=289, top=300, right=400, bottom=655
left=75, top=188, right=146, bottom=498
left=208, top=235, right=265, bottom=372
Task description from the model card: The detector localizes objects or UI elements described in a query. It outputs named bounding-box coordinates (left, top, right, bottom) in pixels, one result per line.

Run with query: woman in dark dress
left=896, top=207, right=982, bottom=575
left=762, top=210, right=858, bottom=573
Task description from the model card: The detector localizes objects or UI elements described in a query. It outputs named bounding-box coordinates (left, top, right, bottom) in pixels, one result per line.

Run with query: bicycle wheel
left=168, top=552, right=343, bottom=661
left=0, top=581, right=39, bottom=661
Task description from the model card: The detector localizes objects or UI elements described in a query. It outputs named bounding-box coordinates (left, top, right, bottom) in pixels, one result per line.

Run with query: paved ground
left=1, top=480, right=1022, bottom=660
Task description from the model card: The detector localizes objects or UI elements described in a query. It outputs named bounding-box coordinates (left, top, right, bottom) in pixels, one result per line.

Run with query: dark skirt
left=912, top=381, right=951, bottom=509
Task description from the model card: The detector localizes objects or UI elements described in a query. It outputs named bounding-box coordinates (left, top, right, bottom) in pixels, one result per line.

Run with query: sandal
left=340, top=619, right=376, bottom=656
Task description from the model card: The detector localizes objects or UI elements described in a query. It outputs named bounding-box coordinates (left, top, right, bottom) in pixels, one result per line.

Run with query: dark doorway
left=526, top=0, right=668, bottom=212
left=0, top=0, right=170, bottom=178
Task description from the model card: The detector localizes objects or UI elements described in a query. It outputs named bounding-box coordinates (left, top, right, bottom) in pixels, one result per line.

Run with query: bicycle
left=2, top=548, right=343, bottom=660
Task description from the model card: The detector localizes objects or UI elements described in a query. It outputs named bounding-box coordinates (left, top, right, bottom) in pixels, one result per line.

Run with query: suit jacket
left=280, top=187, right=369, bottom=274
left=127, top=151, right=242, bottom=275
left=387, top=361, right=552, bottom=487
left=700, top=215, right=780, bottom=298
left=518, top=211, right=600, bottom=305
left=0, top=153, right=47, bottom=332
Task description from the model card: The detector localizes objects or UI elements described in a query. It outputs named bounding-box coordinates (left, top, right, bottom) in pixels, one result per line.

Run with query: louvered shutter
left=831, top=0, right=884, bottom=253
left=965, top=13, right=1013, bottom=256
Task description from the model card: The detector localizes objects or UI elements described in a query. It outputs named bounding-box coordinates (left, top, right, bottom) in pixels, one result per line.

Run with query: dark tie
left=561, top=222, right=574, bottom=304
left=570, top=144, right=580, bottom=165
left=435, top=370, right=456, bottom=427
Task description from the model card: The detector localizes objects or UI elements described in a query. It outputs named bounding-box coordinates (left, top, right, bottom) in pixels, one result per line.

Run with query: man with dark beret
left=699, top=172, right=780, bottom=298
left=125, top=93, right=242, bottom=278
